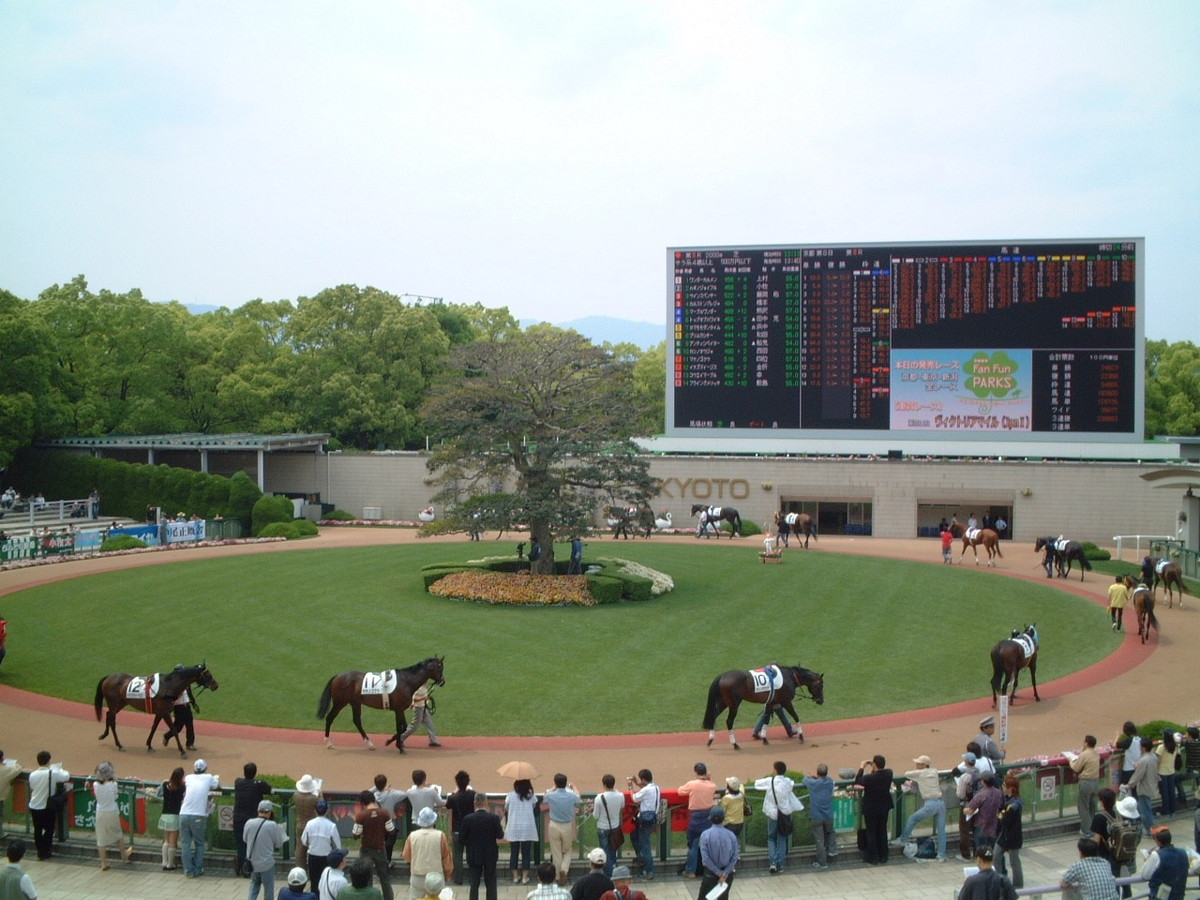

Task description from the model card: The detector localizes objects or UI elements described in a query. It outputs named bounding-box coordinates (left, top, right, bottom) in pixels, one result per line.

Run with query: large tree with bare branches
left=420, top=324, right=658, bottom=572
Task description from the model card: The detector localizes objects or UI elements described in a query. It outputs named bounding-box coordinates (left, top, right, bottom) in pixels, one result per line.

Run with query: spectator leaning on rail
left=891, top=755, right=947, bottom=862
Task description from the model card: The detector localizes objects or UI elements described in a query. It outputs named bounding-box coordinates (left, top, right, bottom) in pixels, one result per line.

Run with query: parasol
left=496, top=760, right=539, bottom=780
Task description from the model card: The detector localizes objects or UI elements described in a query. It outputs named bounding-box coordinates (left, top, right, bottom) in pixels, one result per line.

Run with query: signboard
left=668, top=238, right=1143, bottom=442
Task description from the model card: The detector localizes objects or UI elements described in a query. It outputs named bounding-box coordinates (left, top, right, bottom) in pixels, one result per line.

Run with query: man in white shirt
left=753, top=760, right=801, bottom=874
left=302, top=799, right=343, bottom=887
left=27, top=751, right=69, bottom=860
left=318, top=848, right=349, bottom=900
left=180, top=758, right=220, bottom=878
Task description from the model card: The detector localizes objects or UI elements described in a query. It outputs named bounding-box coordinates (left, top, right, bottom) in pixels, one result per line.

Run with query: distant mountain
left=522, top=315, right=665, bottom=349
left=179, top=303, right=664, bottom=350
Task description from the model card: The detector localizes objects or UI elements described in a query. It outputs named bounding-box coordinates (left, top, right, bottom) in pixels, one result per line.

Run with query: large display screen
left=668, top=239, right=1143, bottom=441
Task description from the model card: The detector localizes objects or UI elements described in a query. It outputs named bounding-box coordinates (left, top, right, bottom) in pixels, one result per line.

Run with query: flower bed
left=429, top=570, right=596, bottom=607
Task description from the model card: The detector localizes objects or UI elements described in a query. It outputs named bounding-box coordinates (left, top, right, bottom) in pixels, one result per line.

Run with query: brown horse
left=702, top=664, right=824, bottom=750
left=990, top=624, right=1039, bottom=707
left=94, top=663, right=219, bottom=756
left=317, top=656, right=444, bottom=751
left=1152, top=560, right=1188, bottom=609
left=775, top=511, right=817, bottom=549
left=1125, top=576, right=1158, bottom=643
left=953, top=524, right=1003, bottom=566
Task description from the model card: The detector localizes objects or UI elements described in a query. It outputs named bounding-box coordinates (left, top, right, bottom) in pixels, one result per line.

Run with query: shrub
left=585, top=574, right=625, bottom=604
left=738, top=519, right=762, bottom=537
left=1083, top=541, right=1111, bottom=561
left=100, top=535, right=147, bottom=552
left=1138, top=720, right=1186, bottom=741
left=257, top=521, right=318, bottom=540
left=252, top=494, right=295, bottom=536
left=324, top=509, right=357, bottom=521
left=420, top=565, right=486, bottom=590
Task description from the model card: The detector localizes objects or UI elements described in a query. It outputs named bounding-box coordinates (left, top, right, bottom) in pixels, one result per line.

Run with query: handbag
left=770, top=777, right=794, bottom=836
left=49, top=777, right=69, bottom=812
left=602, top=795, right=624, bottom=850
left=742, top=798, right=752, bottom=817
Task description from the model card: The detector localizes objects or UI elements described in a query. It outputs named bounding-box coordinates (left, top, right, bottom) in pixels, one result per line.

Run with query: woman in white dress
left=90, top=761, right=131, bottom=869
left=503, top=779, right=539, bottom=884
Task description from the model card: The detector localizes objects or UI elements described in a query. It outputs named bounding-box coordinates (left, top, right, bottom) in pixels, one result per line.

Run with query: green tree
left=421, top=325, right=659, bottom=572
left=1145, top=339, right=1200, bottom=437
left=30, top=276, right=191, bottom=435
left=0, top=290, right=58, bottom=469
left=284, top=285, right=451, bottom=449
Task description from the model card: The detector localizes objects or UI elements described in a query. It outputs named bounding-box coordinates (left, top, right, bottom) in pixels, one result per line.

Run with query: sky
left=1, top=1, right=1197, bottom=342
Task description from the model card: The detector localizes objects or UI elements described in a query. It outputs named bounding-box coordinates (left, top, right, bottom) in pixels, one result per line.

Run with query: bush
left=420, top=565, right=486, bottom=590
left=738, top=519, right=762, bottom=537
left=1138, top=720, right=1186, bottom=741
left=100, top=535, right=147, bottom=552
left=585, top=574, right=625, bottom=604
left=1083, top=541, right=1111, bottom=561
left=252, top=494, right=295, bottom=536
left=324, top=509, right=357, bottom=521
left=257, top=521, right=318, bottom=540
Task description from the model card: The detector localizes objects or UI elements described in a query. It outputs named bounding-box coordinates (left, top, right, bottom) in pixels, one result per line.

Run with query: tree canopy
left=421, top=325, right=660, bottom=571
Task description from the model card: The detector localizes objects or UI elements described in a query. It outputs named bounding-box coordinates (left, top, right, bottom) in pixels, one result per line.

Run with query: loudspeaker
left=887, top=449, right=903, bottom=460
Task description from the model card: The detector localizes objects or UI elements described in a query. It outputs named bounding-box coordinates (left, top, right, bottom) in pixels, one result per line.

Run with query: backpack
left=1108, top=816, right=1140, bottom=864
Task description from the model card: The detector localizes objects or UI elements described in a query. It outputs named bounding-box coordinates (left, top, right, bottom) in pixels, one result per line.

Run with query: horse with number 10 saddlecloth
left=702, top=664, right=824, bottom=749
left=317, top=656, right=444, bottom=751
left=990, top=625, right=1039, bottom=708
left=94, top=663, right=219, bottom=757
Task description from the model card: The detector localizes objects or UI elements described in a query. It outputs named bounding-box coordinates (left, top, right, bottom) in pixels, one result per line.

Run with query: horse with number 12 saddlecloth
left=702, top=664, right=824, bottom=750
left=94, top=663, right=219, bottom=757
left=990, top=625, right=1039, bottom=708
left=317, top=656, right=444, bottom=751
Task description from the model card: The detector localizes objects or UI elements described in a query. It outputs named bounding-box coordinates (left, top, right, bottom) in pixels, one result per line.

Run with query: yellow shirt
left=1107, top=582, right=1129, bottom=609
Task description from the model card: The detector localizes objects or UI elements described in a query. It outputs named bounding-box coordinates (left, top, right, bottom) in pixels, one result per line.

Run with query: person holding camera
left=243, top=799, right=286, bottom=900
left=626, top=770, right=659, bottom=880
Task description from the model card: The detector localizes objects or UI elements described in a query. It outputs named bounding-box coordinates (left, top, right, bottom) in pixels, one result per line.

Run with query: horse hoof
left=706, top=739, right=713, bottom=748
left=732, top=743, right=741, bottom=750
left=144, top=746, right=153, bottom=753
left=324, top=740, right=334, bottom=749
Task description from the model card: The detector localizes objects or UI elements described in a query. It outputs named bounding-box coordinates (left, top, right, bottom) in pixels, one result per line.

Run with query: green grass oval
left=1, top=542, right=1117, bottom=736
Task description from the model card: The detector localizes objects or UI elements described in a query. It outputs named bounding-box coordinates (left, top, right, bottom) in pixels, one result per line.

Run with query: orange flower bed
left=428, top=570, right=596, bottom=607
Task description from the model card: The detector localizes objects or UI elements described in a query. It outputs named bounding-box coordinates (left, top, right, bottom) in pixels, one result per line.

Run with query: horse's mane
left=397, top=657, right=441, bottom=674
left=788, top=665, right=821, bottom=681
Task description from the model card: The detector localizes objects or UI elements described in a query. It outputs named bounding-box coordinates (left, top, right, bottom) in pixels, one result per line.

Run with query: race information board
left=669, top=239, right=1142, bottom=440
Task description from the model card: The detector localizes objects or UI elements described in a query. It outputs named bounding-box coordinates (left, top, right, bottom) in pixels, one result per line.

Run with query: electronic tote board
left=668, top=239, right=1143, bottom=442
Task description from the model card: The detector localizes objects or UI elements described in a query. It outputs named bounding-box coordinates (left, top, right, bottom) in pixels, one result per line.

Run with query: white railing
left=1111, top=534, right=1176, bottom=561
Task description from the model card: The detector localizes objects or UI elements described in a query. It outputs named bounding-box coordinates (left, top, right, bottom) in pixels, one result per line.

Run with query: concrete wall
left=263, top=452, right=1193, bottom=546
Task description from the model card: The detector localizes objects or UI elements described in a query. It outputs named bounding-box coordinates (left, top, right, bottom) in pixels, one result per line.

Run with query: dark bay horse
left=702, top=664, right=824, bottom=750
left=95, top=663, right=219, bottom=756
left=606, top=506, right=652, bottom=539
left=1152, top=559, right=1188, bottom=608
left=317, top=656, right=444, bottom=751
left=990, top=624, right=1039, bottom=707
left=691, top=504, right=742, bottom=538
left=775, top=511, right=817, bottom=549
left=1034, top=536, right=1092, bottom=581
left=952, top=524, right=1002, bottom=566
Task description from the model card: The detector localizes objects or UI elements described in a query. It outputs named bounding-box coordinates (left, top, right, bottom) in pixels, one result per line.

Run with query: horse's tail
left=1079, top=551, right=1092, bottom=571
left=701, top=677, right=722, bottom=730
left=94, top=677, right=106, bottom=721
left=1147, top=607, right=1160, bottom=632
left=989, top=645, right=1004, bottom=695
left=993, top=536, right=1003, bottom=558
left=316, top=677, right=335, bottom=719
left=732, top=511, right=742, bottom=535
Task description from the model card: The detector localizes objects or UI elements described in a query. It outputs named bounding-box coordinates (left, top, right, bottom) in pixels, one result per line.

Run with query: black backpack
left=1107, top=816, right=1140, bottom=864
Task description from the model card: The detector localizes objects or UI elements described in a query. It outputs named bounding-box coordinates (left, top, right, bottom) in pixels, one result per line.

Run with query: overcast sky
left=2, top=1, right=1197, bottom=342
